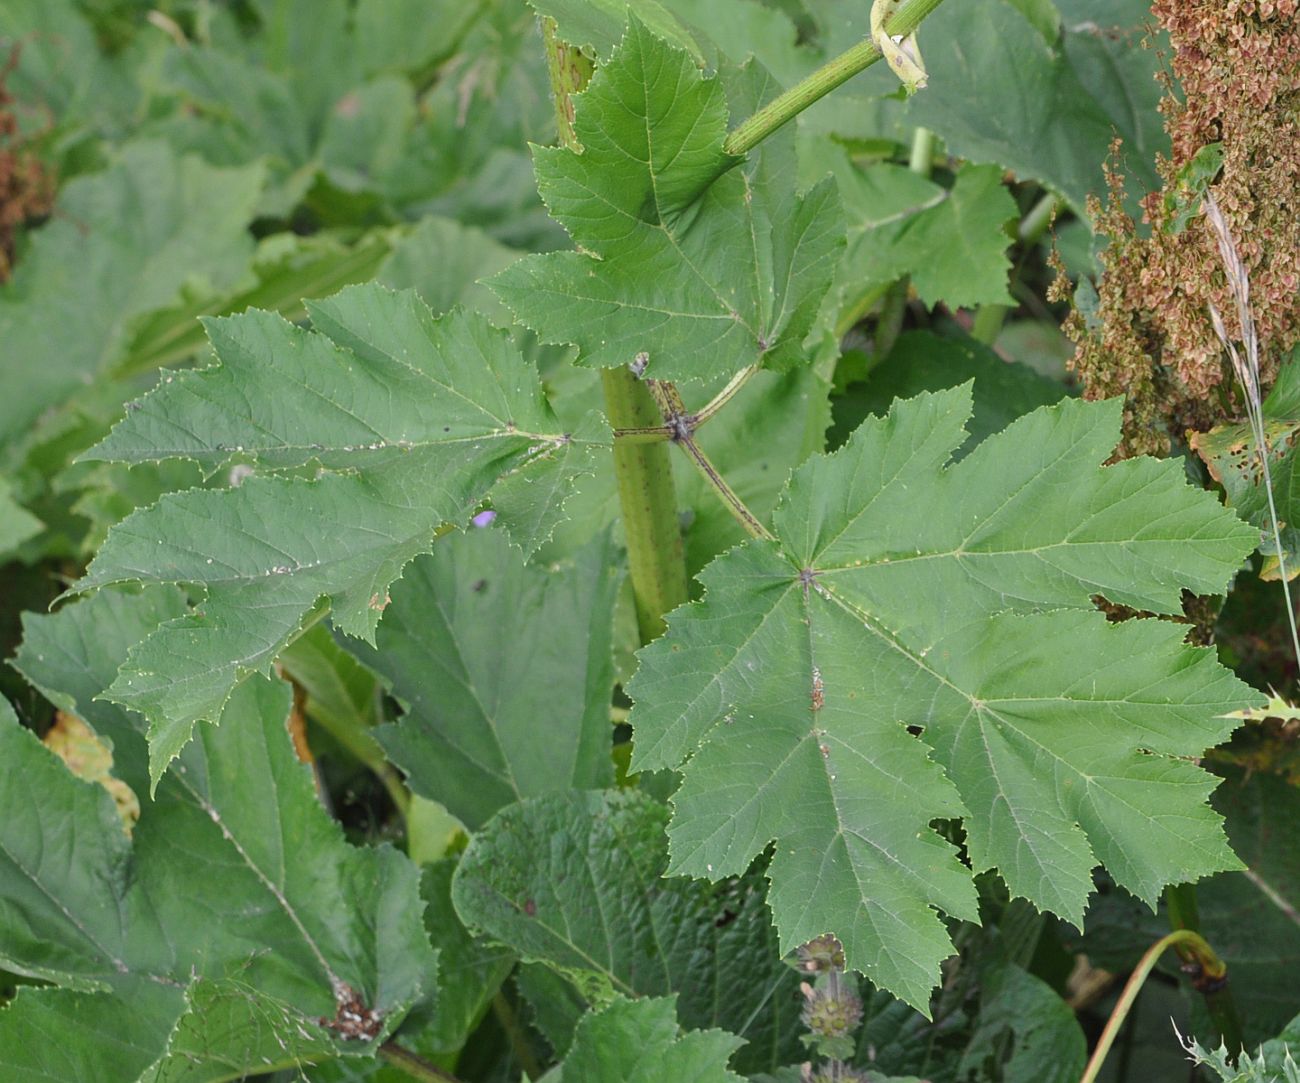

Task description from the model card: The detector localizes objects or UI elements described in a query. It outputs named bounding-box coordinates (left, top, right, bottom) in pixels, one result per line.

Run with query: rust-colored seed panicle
left=0, top=44, right=55, bottom=284
left=1064, top=1, right=1300, bottom=456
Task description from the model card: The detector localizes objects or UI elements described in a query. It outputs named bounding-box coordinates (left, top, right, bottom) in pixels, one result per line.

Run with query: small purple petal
left=472, top=509, right=497, bottom=528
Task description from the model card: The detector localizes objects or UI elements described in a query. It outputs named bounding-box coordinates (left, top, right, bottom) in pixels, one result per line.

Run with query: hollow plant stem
left=542, top=18, right=689, bottom=643
left=724, top=0, right=950, bottom=155
left=1079, top=929, right=1230, bottom=1083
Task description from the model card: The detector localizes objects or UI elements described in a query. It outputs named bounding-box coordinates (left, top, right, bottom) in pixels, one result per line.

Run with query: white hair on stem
left=1203, top=192, right=1300, bottom=674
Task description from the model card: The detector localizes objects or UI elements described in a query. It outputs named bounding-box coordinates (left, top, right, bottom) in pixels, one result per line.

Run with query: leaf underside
left=628, top=385, right=1260, bottom=1009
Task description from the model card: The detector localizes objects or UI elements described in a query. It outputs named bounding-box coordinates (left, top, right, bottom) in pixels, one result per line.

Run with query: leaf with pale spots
left=490, top=20, right=843, bottom=382
left=628, top=385, right=1262, bottom=1011
left=74, top=283, right=600, bottom=786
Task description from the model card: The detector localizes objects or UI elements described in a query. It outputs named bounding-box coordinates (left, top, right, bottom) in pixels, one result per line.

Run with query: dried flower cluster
left=0, top=44, right=53, bottom=283
left=1063, top=1, right=1300, bottom=455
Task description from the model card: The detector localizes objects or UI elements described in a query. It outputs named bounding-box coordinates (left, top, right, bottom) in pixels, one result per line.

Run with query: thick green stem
left=909, top=126, right=937, bottom=175
left=724, top=0, right=949, bottom=155
left=1080, top=929, right=1231, bottom=1083
left=1019, top=191, right=1060, bottom=246
left=378, top=1041, right=463, bottom=1083
left=543, top=19, right=689, bottom=643
left=604, top=368, right=690, bottom=640
left=1166, top=882, right=1245, bottom=1056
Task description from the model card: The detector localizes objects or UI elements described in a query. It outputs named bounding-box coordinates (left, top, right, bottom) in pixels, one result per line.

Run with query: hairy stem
left=543, top=18, right=689, bottom=643
left=1080, top=929, right=1232, bottom=1083
left=724, top=0, right=950, bottom=155
left=378, top=1041, right=463, bottom=1083
left=644, top=380, right=774, bottom=541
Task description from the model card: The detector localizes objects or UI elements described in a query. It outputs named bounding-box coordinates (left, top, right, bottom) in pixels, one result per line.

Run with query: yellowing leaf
left=42, top=712, right=140, bottom=834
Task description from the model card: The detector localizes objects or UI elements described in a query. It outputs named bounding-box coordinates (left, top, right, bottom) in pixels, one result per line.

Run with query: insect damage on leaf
left=321, top=979, right=385, bottom=1042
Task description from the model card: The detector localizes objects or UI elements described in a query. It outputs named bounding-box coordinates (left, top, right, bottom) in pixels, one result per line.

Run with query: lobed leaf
left=491, top=20, right=843, bottom=382
left=628, top=387, right=1261, bottom=1009
left=75, top=283, right=600, bottom=785
left=833, top=162, right=1017, bottom=311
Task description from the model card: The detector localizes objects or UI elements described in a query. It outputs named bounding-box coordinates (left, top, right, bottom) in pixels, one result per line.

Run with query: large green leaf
left=491, top=21, right=843, bottom=382
left=0, top=141, right=263, bottom=446
left=955, top=963, right=1086, bottom=1082
left=0, top=476, right=42, bottom=559
left=902, top=0, right=1166, bottom=211
left=352, top=527, right=619, bottom=829
left=628, top=386, right=1259, bottom=1009
left=74, top=284, right=599, bottom=785
left=0, top=671, right=435, bottom=1081
left=547, top=996, right=745, bottom=1083
left=452, top=789, right=804, bottom=1074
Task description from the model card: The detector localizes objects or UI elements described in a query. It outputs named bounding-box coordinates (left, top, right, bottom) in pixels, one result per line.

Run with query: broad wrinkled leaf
left=0, top=0, right=149, bottom=141
left=491, top=20, right=843, bottom=382
left=902, top=0, right=1166, bottom=211
left=955, top=964, right=1086, bottom=1082
left=629, top=386, right=1260, bottom=1009
left=0, top=141, right=262, bottom=445
left=529, top=0, right=703, bottom=61
left=117, top=230, right=395, bottom=379
left=532, top=0, right=809, bottom=85
left=452, top=789, right=804, bottom=1074
left=548, top=996, right=744, bottom=1083
left=75, top=284, right=599, bottom=785
left=0, top=670, right=434, bottom=1080
left=353, top=527, right=619, bottom=829
left=0, top=978, right=185, bottom=1083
